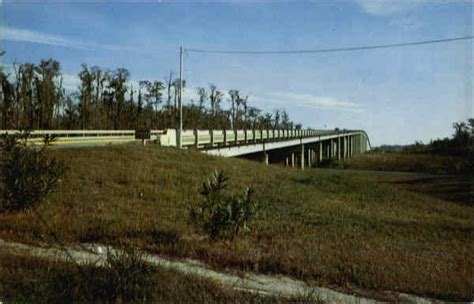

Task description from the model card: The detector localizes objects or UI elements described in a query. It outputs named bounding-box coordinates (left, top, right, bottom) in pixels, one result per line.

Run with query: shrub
left=0, top=132, right=65, bottom=212
left=189, top=169, right=258, bottom=240
left=99, top=247, right=156, bottom=302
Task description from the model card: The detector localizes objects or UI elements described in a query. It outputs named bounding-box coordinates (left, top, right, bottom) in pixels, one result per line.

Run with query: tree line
left=405, top=119, right=473, bottom=156
left=0, top=56, right=300, bottom=131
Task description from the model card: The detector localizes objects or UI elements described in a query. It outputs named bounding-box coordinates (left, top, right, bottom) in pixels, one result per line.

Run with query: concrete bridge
left=0, top=128, right=370, bottom=168
left=158, top=129, right=371, bottom=169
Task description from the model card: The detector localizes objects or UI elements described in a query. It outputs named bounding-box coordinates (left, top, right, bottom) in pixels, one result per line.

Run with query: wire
left=186, top=36, right=473, bottom=55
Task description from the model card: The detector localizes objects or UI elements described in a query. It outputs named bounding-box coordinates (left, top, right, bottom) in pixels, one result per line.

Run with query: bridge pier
left=307, top=147, right=311, bottom=168
left=337, top=137, right=341, bottom=160
left=319, top=141, right=323, bottom=164
left=300, top=144, right=305, bottom=170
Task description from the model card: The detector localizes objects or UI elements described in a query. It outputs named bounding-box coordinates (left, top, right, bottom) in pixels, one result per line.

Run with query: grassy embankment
left=335, top=151, right=471, bottom=205
left=0, top=145, right=471, bottom=301
left=337, top=151, right=469, bottom=175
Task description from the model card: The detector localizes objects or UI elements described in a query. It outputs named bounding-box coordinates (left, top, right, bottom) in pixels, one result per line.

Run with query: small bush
left=0, top=132, right=65, bottom=212
left=189, top=170, right=258, bottom=240
left=100, top=248, right=156, bottom=302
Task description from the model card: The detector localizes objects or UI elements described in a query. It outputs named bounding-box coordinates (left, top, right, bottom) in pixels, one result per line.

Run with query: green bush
left=100, top=248, right=156, bottom=302
left=0, top=132, right=65, bottom=212
left=189, top=170, right=258, bottom=240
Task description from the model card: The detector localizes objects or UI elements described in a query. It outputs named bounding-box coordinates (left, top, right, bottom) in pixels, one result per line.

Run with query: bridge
left=159, top=129, right=370, bottom=168
left=1, top=128, right=370, bottom=169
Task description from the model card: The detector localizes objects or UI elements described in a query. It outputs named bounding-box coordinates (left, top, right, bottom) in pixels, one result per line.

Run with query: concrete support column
left=263, top=152, right=269, bottom=165
left=349, top=136, right=353, bottom=158
left=342, top=136, right=346, bottom=159
left=348, top=136, right=351, bottom=157
left=347, top=136, right=350, bottom=158
left=358, top=135, right=361, bottom=155
left=337, top=137, right=341, bottom=160
left=307, top=148, right=311, bottom=167
left=319, top=141, right=323, bottom=163
left=344, top=136, right=348, bottom=158
left=301, top=144, right=305, bottom=170
left=285, top=156, right=289, bottom=167
left=291, top=152, right=295, bottom=168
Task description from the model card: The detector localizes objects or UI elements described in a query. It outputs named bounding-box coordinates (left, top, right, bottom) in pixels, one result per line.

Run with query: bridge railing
left=0, top=130, right=137, bottom=146
left=156, top=128, right=356, bottom=148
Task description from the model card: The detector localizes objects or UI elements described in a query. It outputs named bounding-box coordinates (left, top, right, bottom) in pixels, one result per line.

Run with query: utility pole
left=178, top=46, right=184, bottom=148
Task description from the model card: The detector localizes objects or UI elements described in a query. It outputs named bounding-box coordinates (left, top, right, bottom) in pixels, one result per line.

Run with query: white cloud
left=355, top=0, right=426, bottom=16
left=3, top=26, right=138, bottom=52
left=252, top=91, right=364, bottom=113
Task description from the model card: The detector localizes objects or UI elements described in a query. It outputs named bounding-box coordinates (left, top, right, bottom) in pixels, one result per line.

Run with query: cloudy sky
left=1, top=0, right=472, bottom=146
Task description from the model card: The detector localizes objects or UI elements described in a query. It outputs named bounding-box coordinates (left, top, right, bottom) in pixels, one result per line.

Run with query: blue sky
left=1, top=0, right=472, bottom=146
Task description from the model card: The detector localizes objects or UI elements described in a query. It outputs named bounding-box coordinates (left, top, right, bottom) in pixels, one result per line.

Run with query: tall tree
left=228, top=89, right=239, bottom=129
left=34, top=59, right=61, bottom=129
left=78, top=64, right=94, bottom=129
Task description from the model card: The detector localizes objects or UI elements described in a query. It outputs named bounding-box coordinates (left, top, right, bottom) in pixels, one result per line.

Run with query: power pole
left=178, top=46, right=184, bottom=148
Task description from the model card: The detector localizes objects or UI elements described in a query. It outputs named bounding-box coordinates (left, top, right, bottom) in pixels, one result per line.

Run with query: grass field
left=0, top=145, right=471, bottom=301
left=337, top=151, right=470, bottom=175
left=335, top=151, right=471, bottom=205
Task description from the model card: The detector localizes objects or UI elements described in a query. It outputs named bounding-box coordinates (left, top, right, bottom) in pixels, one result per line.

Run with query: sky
left=1, top=0, right=472, bottom=146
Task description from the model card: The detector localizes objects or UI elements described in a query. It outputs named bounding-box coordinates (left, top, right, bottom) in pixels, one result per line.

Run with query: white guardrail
left=0, top=130, right=137, bottom=146
left=0, top=129, right=370, bottom=149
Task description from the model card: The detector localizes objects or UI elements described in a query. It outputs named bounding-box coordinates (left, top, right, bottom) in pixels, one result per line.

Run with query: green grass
left=0, top=144, right=471, bottom=301
left=337, top=151, right=469, bottom=175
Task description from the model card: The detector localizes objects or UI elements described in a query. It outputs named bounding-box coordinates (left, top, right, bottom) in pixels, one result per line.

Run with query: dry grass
left=0, top=144, right=471, bottom=301
left=0, top=252, right=303, bottom=303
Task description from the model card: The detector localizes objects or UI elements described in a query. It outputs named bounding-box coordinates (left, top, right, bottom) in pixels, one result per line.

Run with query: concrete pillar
left=291, top=152, right=295, bottom=168
left=332, top=139, right=336, bottom=158
left=342, top=136, right=346, bottom=158
left=285, top=156, right=289, bottom=167
left=307, top=148, right=311, bottom=167
left=346, top=136, right=350, bottom=158
left=358, top=136, right=361, bottom=154
left=263, top=152, right=269, bottom=165
left=337, top=137, right=341, bottom=160
left=341, top=136, right=345, bottom=159
left=301, top=144, right=305, bottom=170
left=349, top=136, right=353, bottom=157
left=319, top=141, right=323, bottom=162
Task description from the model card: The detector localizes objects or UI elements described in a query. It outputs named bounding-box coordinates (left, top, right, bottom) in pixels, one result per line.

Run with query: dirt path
left=0, top=239, right=437, bottom=303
